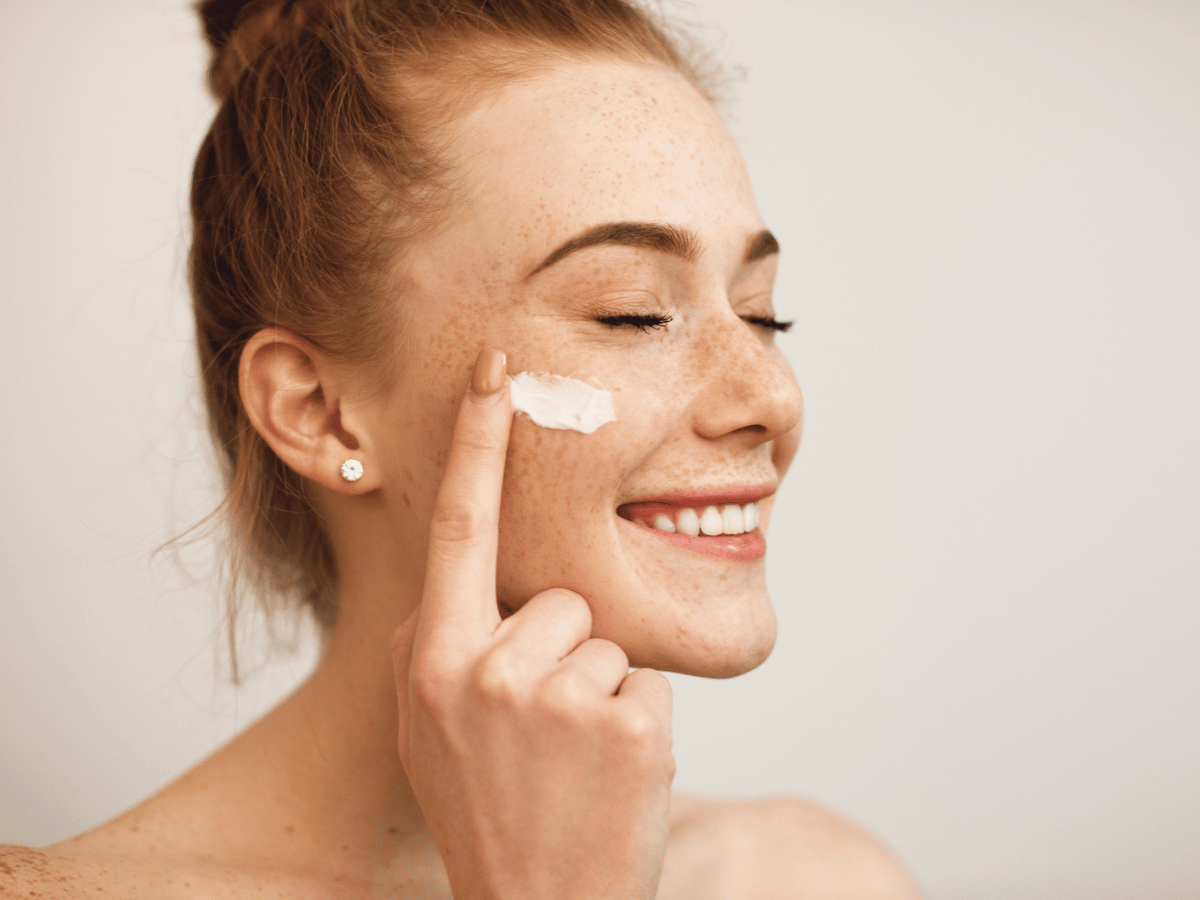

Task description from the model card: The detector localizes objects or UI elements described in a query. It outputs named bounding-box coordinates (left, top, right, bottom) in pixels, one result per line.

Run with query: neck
left=281, top=565, right=429, bottom=842
left=175, top=568, right=434, bottom=876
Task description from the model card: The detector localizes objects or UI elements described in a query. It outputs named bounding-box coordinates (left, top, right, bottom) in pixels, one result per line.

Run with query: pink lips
left=628, top=484, right=776, bottom=508
left=616, top=483, right=775, bottom=562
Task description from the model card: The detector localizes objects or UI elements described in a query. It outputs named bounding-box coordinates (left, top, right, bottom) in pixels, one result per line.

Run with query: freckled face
left=375, top=59, right=803, bottom=676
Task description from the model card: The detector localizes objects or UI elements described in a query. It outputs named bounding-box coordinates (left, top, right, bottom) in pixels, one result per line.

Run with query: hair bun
left=198, top=0, right=293, bottom=100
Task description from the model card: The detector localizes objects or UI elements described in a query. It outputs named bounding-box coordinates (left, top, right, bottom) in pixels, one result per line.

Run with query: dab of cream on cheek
left=509, top=372, right=616, bottom=434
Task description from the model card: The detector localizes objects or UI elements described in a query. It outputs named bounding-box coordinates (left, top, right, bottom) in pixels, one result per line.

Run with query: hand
left=391, top=348, right=675, bottom=900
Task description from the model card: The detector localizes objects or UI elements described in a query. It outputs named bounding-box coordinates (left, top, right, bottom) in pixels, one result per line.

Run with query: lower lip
left=620, top=516, right=766, bottom=562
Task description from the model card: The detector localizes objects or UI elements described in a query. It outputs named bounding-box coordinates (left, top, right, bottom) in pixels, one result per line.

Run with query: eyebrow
left=745, top=229, right=780, bottom=264
left=527, top=221, right=780, bottom=278
left=527, top=222, right=699, bottom=278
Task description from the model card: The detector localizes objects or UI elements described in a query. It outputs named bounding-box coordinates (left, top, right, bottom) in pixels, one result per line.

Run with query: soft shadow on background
left=1, top=2, right=1197, bottom=898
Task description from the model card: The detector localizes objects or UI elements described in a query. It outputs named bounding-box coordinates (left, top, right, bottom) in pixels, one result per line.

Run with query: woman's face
left=370, top=58, right=803, bottom=677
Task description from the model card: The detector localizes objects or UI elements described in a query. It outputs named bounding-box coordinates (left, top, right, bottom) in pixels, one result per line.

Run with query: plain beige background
left=2, top=1, right=1198, bottom=898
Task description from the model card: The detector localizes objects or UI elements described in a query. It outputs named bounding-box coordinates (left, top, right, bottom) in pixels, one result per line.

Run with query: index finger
left=419, top=347, right=512, bottom=636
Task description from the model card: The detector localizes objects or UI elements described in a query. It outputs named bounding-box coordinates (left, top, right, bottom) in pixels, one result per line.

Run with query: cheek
left=494, top=384, right=674, bottom=602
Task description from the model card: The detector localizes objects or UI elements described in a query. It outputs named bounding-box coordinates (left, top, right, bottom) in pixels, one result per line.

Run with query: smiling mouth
left=616, top=486, right=774, bottom=562
left=618, top=500, right=761, bottom=536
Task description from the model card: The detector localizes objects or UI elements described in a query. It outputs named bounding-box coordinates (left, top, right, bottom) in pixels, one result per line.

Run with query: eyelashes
left=744, top=315, right=793, bottom=333
left=595, top=312, right=793, bottom=334
left=595, top=313, right=674, bottom=333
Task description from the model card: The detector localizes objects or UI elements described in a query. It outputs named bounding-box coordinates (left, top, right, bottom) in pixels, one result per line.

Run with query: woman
left=2, top=0, right=918, bottom=896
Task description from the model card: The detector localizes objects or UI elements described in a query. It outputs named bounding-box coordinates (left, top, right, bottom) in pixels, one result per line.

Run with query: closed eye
left=744, top=315, right=793, bottom=333
left=596, top=313, right=674, bottom=333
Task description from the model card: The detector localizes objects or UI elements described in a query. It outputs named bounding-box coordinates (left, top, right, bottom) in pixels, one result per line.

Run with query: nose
left=688, top=309, right=804, bottom=450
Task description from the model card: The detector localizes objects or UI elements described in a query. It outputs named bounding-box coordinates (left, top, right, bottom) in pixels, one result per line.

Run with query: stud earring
left=340, top=459, right=364, bottom=483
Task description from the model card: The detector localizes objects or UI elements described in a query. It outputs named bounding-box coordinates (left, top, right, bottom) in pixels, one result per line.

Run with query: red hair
left=190, top=0, right=719, bottom=668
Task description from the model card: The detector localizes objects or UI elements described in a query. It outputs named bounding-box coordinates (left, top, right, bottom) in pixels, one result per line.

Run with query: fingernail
left=470, top=348, right=506, bottom=405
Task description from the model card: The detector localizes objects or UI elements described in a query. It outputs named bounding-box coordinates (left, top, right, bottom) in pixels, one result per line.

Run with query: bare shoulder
left=0, top=845, right=93, bottom=900
left=0, top=844, right=108, bottom=900
left=0, top=841, right=202, bottom=900
left=659, top=794, right=922, bottom=900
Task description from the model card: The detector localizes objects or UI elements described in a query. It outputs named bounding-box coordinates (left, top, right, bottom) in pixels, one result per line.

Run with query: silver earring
left=340, top=459, right=364, bottom=482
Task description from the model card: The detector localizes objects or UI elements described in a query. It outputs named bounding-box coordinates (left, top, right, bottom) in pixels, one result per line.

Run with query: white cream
left=509, top=372, right=615, bottom=434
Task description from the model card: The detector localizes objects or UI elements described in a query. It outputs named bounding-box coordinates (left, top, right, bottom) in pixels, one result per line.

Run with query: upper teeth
left=637, top=502, right=760, bottom=536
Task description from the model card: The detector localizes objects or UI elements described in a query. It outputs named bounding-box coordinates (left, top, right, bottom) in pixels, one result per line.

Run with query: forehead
left=436, top=58, right=761, bottom=271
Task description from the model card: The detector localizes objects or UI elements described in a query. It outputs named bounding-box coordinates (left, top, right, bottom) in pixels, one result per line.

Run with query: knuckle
left=629, top=667, right=672, bottom=708
left=643, top=667, right=671, bottom=692
left=456, top=425, right=507, bottom=458
left=539, top=670, right=593, bottom=716
left=613, top=705, right=671, bottom=765
left=536, top=587, right=592, bottom=623
left=409, top=658, right=452, bottom=716
left=586, top=637, right=629, bottom=669
left=652, top=672, right=673, bottom=705
left=472, top=652, right=524, bottom=709
left=428, top=501, right=487, bottom=547
left=620, top=707, right=659, bottom=745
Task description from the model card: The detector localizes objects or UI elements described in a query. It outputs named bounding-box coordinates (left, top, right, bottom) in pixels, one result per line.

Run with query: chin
left=616, top=595, right=779, bottom=679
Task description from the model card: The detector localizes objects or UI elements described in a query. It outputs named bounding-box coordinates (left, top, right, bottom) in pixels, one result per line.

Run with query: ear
left=238, top=327, right=379, bottom=494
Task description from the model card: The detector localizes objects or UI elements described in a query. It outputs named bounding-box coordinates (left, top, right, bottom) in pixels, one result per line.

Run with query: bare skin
left=1, top=799, right=914, bottom=899
left=0, top=59, right=921, bottom=899
left=0, top=363, right=915, bottom=895
left=0, top=359, right=915, bottom=892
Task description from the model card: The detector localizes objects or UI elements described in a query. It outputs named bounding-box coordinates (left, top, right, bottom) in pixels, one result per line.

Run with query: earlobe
left=238, top=328, right=379, bottom=494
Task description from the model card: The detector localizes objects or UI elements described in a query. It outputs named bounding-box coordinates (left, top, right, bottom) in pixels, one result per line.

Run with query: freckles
left=502, top=422, right=552, bottom=491
left=503, top=419, right=613, bottom=493
left=627, top=364, right=683, bottom=423
left=497, top=421, right=611, bottom=595
left=422, top=328, right=459, bottom=374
